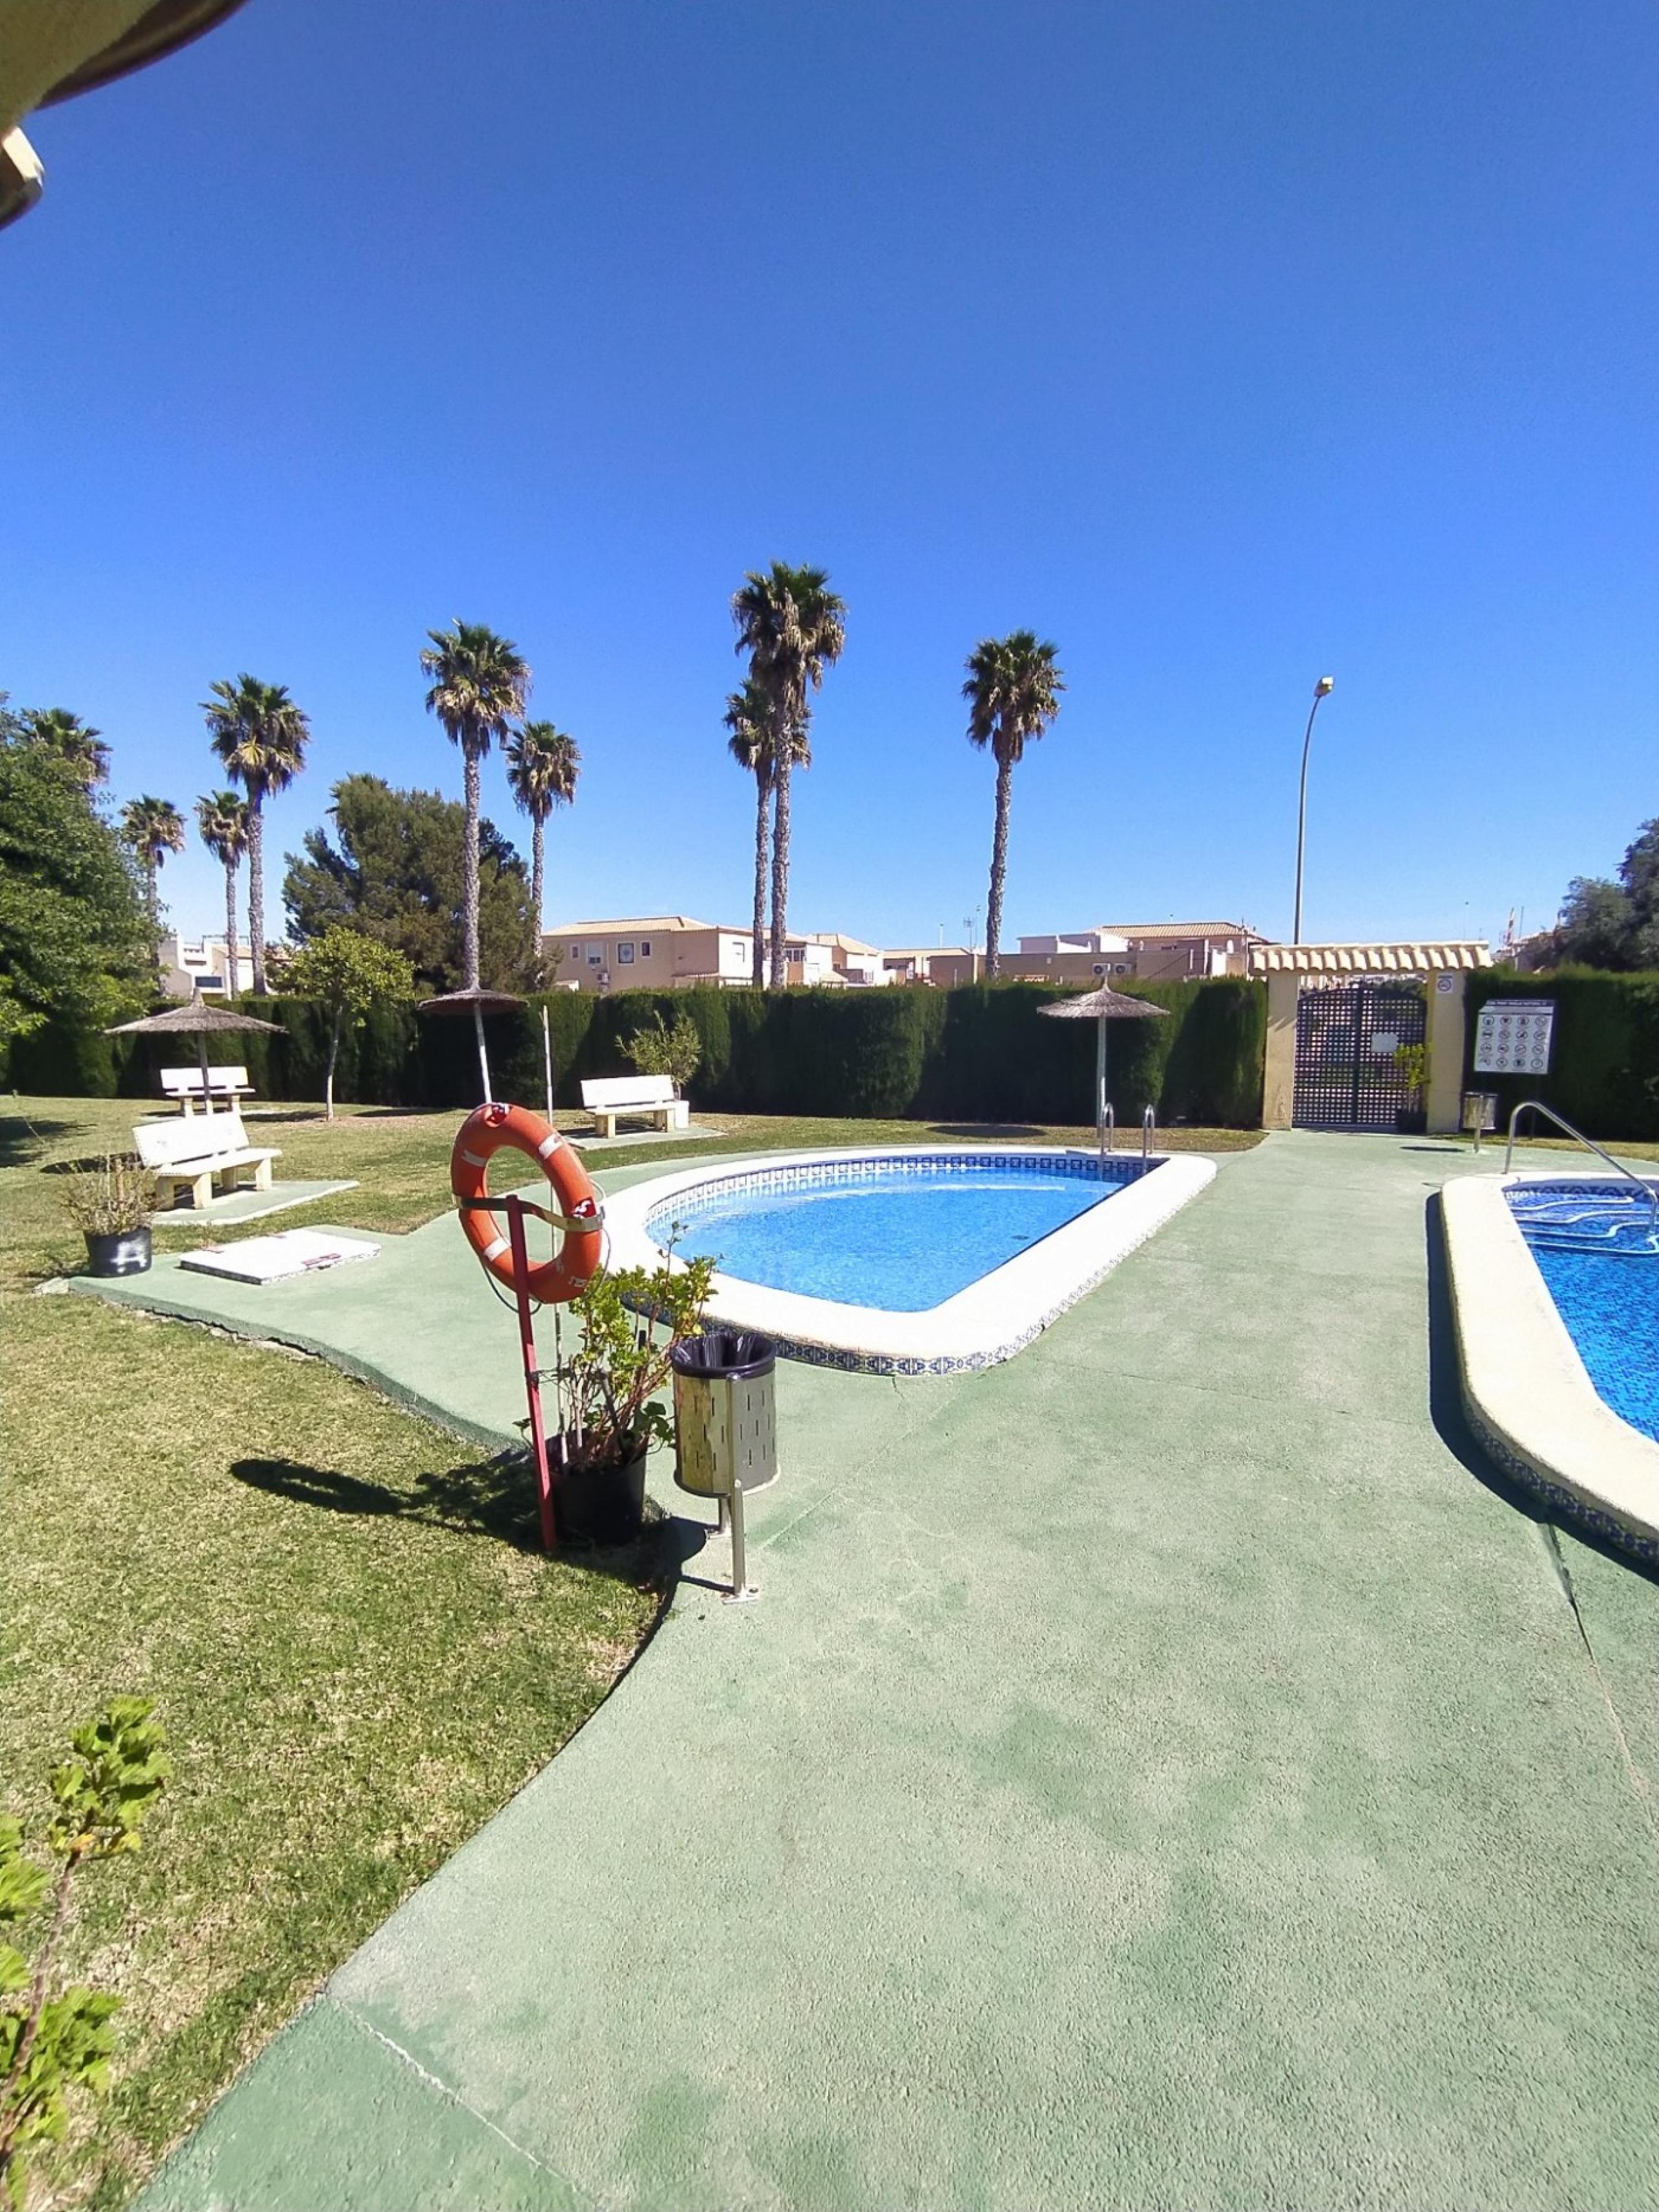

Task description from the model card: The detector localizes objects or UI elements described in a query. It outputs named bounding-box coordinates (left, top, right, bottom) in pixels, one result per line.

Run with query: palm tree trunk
left=769, top=750, right=791, bottom=989
left=462, top=744, right=482, bottom=991
left=985, top=752, right=1014, bottom=980
left=751, top=766, right=771, bottom=988
left=530, top=815, right=545, bottom=960
left=224, top=860, right=239, bottom=1000
left=248, top=806, right=267, bottom=995
left=145, top=860, right=161, bottom=980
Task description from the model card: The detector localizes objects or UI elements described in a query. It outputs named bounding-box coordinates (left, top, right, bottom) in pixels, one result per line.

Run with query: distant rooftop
left=544, top=916, right=715, bottom=935
left=1098, top=919, right=1266, bottom=941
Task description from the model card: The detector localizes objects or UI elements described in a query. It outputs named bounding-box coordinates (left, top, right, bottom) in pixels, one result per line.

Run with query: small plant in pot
left=1393, top=1041, right=1429, bottom=1134
left=60, top=1153, right=157, bottom=1276
left=553, top=1250, right=715, bottom=1544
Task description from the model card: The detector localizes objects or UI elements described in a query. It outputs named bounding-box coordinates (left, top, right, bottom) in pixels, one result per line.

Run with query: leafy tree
left=1549, top=820, right=1659, bottom=970
left=18, top=708, right=109, bottom=792
left=0, top=741, right=151, bottom=1049
left=421, top=623, right=531, bottom=992
left=117, top=796, right=185, bottom=949
left=731, top=564, right=846, bottom=989
left=283, top=774, right=535, bottom=993
left=504, top=720, right=579, bottom=954
left=963, top=630, right=1065, bottom=976
left=0, top=1700, right=170, bottom=2211
left=620, top=1006, right=701, bottom=1094
left=195, top=790, right=250, bottom=997
left=281, top=926, right=415, bottom=1118
left=202, top=676, right=311, bottom=996
left=725, top=677, right=810, bottom=989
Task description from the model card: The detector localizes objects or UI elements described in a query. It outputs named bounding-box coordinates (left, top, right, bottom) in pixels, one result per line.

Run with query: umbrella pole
left=198, top=1033, right=214, bottom=1122
left=474, top=1003, right=493, bottom=1104
left=542, top=1003, right=554, bottom=1125
left=1096, top=1015, right=1108, bottom=1158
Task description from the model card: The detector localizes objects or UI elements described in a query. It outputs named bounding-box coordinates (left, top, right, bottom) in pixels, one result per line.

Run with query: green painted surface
left=124, top=1134, right=1658, bottom=2210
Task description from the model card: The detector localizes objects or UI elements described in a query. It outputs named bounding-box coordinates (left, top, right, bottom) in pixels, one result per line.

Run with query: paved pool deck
left=92, top=1133, right=1657, bottom=2211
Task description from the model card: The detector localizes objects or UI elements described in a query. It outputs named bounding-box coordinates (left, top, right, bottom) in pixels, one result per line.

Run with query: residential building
left=1006, top=921, right=1269, bottom=984
left=802, top=932, right=890, bottom=986
left=543, top=917, right=840, bottom=992
left=159, top=932, right=257, bottom=1000
left=882, top=947, right=985, bottom=987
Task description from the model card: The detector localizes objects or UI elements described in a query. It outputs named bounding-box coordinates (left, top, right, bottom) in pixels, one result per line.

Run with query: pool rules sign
left=1474, top=999, right=1555, bottom=1076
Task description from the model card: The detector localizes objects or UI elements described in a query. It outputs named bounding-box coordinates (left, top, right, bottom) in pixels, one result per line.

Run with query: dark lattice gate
left=1292, top=981, right=1427, bottom=1131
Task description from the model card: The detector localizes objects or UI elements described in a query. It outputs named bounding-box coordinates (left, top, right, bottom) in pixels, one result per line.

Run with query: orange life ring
left=450, top=1103, right=603, bottom=1304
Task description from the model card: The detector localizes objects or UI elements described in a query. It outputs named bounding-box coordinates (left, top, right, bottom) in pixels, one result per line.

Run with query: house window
left=587, top=949, right=602, bottom=966
left=639, top=939, right=652, bottom=957
left=617, top=942, right=634, bottom=965
left=568, top=943, right=581, bottom=961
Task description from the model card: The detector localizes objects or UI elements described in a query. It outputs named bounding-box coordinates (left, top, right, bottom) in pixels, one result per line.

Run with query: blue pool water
left=1507, top=1181, right=1659, bottom=1442
left=651, top=1153, right=1152, bottom=1312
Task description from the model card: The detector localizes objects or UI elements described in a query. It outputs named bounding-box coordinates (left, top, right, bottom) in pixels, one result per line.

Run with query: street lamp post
left=1292, top=675, right=1335, bottom=945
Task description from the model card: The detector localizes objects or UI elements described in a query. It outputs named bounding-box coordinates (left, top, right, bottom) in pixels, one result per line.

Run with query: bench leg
left=253, top=1158, right=272, bottom=1191
left=190, top=1171, right=212, bottom=1210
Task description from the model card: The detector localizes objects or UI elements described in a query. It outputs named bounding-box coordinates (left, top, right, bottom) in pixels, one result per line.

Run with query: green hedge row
left=6, top=978, right=1268, bottom=1128
left=1463, top=968, right=1659, bottom=1141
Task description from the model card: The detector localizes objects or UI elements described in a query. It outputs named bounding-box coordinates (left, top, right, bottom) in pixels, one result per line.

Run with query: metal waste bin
left=671, top=1330, right=778, bottom=1599
left=1461, top=1090, right=1499, bottom=1149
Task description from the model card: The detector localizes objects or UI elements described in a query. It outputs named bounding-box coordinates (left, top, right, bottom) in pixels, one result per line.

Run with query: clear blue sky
left=6, top=0, right=1655, bottom=951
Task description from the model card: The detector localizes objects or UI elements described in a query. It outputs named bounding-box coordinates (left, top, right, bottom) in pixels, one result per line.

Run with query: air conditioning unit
left=598, top=970, right=610, bottom=989
left=1092, top=963, right=1107, bottom=977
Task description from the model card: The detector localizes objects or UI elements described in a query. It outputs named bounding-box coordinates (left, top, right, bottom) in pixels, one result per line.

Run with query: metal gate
left=1292, top=981, right=1426, bottom=1131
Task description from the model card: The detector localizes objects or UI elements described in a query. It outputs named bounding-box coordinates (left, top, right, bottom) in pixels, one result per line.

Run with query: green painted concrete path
left=107, top=1135, right=1657, bottom=2211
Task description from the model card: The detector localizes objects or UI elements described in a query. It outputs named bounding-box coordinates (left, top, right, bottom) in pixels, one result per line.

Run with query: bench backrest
left=134, top=1111, right=249, bottom=1171
left=160, top=1065, right=248, bottom=1096
left=582, top=1075, right=676, bottom=1109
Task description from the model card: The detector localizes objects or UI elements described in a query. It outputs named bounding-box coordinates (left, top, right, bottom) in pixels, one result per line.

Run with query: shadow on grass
left=230, top=1451, right=707, bottom=1586
left=0, top=1116, right=78, bottom=1168
left=925, top=1122, right=1048, bottom=1140
left=1424, top=1193, right=1659, bottom=1585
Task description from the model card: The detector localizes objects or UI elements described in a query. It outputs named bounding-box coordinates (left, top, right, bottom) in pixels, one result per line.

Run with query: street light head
left=1314, top=675, right=1334, bottom=697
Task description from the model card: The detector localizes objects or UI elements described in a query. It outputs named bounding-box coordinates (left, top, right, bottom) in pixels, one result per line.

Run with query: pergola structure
left=1248, top=940, right=1494, bottom=1134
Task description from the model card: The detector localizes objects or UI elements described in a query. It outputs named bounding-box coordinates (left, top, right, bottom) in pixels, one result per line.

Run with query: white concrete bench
left=134, top=1110, right=281, bottom=1211
left=160, top=1064, right=256, bottom=1116
left=580, top=1075, right=690, bottom=1139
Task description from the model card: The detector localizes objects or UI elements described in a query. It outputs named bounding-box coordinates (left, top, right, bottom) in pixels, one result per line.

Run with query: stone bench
left=134, top=1109, right=281, bottom=1211
left=580, top=1075, right=690, bottom=1140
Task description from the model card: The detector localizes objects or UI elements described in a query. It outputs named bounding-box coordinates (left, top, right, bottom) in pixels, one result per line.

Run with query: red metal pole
left=504, top=1195, right=556, bottom=1554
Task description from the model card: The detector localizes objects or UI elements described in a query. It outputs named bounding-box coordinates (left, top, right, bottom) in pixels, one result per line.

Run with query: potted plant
left=552, top=1250, right=715, bottom=1543
left=61, top=1153, right=157, bottom=1276
left=1393, top=1042, right=1429, bottom=1135
left=620, top=1007, right=702, bottom=1103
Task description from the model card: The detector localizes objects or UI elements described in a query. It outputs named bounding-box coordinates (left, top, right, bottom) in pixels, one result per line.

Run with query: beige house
left=159, top=931, right=256, bottom=1000
left=544, top=916, right=841, bottom=992
left=1009, top=921, right=1268, bottom=984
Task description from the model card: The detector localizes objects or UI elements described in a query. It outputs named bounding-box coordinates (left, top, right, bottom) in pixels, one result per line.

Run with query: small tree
left=620, top=1008, right=701, bottom=1096
left=281, top=927, right=415, bottom=1119
left=0, top=1700, right=170, bottom=2210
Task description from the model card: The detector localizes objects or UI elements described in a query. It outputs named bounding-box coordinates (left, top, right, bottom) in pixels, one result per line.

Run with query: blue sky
left=6, top=0, right=1656, bottom=951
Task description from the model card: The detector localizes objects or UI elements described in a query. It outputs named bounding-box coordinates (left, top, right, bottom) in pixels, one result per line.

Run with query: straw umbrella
left=418, top=986, right=524, bottom=1105
left=1036, top=985, right=1169, bottom=1153
left=104, top=994, right=283, bottom=1116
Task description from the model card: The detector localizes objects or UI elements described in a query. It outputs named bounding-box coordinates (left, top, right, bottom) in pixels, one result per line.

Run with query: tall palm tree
left=119, top=796, right=186, bottom=956
left=196, top=789, right=250, bottom=998
left=731, top=563, right=846, bottom=988
left=21, top=706, right=110, bottom=790
left=421, top=623, right=531, bottom=991
left=202, top=675, right=311, bottom=995
left=504, top=719, right=579, bottom=947
left=963, top=631, right=1065, bottom=978
left=725, top=678, right=812, bottom=988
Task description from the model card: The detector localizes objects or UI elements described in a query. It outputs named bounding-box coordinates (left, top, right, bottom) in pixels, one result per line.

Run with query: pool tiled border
left=1441, top=1171, right=1659, bottom=1565
left=605, top=1145, right=1216, bottom=1374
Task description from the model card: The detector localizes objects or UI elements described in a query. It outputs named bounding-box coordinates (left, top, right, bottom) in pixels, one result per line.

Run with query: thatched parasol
left=1037, top=985, right=1169, bottom=1152
left=106, top=994, right=283, bottom=1115
left=418, top=987, right=524, bottom=1104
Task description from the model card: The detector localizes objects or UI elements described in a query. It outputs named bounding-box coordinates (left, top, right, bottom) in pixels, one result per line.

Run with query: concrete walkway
left=114, top=1135, right=1657, bottom=2212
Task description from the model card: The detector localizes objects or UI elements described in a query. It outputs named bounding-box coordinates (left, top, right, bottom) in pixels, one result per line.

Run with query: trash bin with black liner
left=670, top=1330, right=778, bottom=1599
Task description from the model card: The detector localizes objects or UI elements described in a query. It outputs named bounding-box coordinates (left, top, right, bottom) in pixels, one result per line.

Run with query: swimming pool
left=653, top=1153, right=1144, bottom=1311
left=1505, top=1181, right=1659, bottom=1444
left=605, top=1146, right=1217, bottom=1374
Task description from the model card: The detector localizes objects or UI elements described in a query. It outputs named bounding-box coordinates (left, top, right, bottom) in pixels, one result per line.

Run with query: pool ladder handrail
left=1503, top=1098, right=1659, bottom=1235
left=1098, top=1103, right=1115, bottom=1158
left=1142, top=1105, right=1156, bottom=1162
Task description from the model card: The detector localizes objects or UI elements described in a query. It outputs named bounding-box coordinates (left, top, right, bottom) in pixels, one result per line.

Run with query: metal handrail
left=1141, top=1105, right=1156, bottom=1162
left=1098, top=1103, right=1115, bottom=1159
left=1503, top=1099, right=1659, bottom=1232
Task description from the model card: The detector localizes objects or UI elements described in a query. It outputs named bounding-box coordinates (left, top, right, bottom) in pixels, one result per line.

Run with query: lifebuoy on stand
left=450, top=1103, right=605, bottom=1552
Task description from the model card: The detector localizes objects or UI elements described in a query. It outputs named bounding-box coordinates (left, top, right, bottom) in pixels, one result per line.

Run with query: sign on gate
left=1474, top=999, right=1555, bottom=1076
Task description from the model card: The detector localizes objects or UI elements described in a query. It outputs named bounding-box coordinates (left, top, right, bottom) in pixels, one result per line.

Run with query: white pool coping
left=604, top=1145, right=1216, bottom=1374
left=1441, top=1170, right=1659, bottom=1562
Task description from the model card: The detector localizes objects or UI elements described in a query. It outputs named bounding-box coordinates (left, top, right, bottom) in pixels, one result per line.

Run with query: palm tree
left=421, top=623, right=531, bottom=991
left=963, top=631, right=1065, bottom=977
left=731, top=563, right=846, bottom=988
left=725, top=678, right=812, bottom=988
left=202, top=675, right=311, bottom=995
left=196, top=790, right=250, bottom=998
left=119, top=796, right=186, bottom=954
left=21, top=707, right=110, bottom=790
left=504, top=720, right=579, bottom=949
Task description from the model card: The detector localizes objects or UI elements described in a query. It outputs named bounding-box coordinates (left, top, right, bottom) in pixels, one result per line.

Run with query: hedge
left=1463, top=967, right=1659, bottom=1142
left=5, top=978, right=1269, bottom=1128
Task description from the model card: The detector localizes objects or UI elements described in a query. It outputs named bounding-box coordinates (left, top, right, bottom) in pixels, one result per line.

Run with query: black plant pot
left=84, top=1227, right=152, bottom=1277
left=551, top=1435, right=648, bottom=1545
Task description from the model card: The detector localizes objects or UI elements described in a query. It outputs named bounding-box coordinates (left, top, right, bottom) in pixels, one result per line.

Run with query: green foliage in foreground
left=1, top=1703, right=170, bottom=2210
